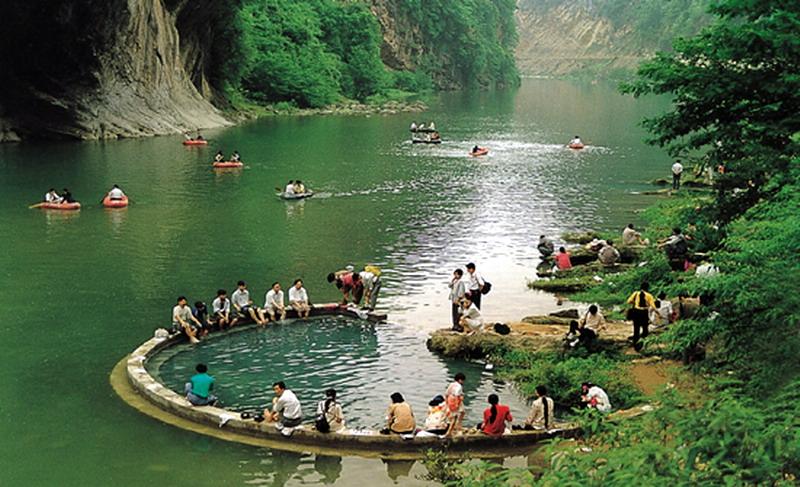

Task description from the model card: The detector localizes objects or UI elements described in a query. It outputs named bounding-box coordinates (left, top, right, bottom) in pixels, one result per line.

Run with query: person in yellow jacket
left=626, top=282, right=656, bottom=351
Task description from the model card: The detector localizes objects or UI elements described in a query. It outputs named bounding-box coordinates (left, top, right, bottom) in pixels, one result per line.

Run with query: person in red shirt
left=327, top=270, right=363, bottom=305
left=555, top=247, right=573, bottom=270
left=480, top=394, right=513, bottom=436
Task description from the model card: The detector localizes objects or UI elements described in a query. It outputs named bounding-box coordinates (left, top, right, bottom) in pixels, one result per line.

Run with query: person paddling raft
left=106, top=184, right=126, bottom=201
left=230, top=151, right=241, bottom=162
left=61, top=188, right=76, bottom=203
left=214, top=151, right=224, bottom=162
left=569, top=135, right=583, bottom=146
left=44, top=188, right=63, bottom=204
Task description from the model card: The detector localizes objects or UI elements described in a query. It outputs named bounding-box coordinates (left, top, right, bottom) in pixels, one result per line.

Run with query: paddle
left=28, top=202, right=45, bottom=209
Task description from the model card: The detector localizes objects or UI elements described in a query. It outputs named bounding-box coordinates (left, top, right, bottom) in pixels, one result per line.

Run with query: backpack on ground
left=494, top=322, right=510, bottom=335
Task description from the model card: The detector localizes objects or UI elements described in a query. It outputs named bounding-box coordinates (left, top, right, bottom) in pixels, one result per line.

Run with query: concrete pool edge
left=110, top=305, right=583, bottom=459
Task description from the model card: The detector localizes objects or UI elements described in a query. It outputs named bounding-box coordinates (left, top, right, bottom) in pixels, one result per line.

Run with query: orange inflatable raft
left=103, top=195, right=129, bottom=208
left=213, top=161, right=243, bottom=168
left=470, top=148, right=489, bottom=157
left=183, top=139, right=208, bottom=146
left=568, top=143, right=585, bottom=150
left=39, top=202, right=81, bottom=210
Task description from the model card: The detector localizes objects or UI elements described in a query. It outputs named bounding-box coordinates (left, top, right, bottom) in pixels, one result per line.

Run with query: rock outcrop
left=0, top=0, right=232, bottom=141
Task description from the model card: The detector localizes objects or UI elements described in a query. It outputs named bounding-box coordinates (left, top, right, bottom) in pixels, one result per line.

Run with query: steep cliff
left=515, top=0, right=709, bottom=77
left=0, top=0, right=232, bottom=141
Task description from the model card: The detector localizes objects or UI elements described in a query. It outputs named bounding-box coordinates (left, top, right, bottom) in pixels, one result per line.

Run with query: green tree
left=622, top=0, right=800, bottom=222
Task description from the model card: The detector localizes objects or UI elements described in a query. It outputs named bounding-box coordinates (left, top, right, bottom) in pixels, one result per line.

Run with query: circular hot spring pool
left=146, top=316, right=530, bottom=428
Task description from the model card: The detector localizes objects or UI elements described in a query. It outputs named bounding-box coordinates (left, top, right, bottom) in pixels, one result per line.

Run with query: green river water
left=0, top=79, right=670, bottom=486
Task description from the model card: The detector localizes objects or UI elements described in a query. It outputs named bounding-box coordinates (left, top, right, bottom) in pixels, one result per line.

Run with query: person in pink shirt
left=327, top=270, right=363, bottom=305
left=555, top=247, right=573, bottom=270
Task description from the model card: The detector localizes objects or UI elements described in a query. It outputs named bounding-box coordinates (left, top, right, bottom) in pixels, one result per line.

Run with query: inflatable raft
left=213, top=161, right=243, bottom=168
left=568, top=143, right=585, bottom=150
left=38, top=201, right=81, bottom=210
left=470, top=148, right=489, bottom=157
left=103, top=195, right=129, bottom=208
left=183, top=139, right=208, bottom=146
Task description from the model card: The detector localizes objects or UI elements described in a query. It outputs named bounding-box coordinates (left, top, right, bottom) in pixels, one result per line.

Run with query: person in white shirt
left=570, top=135, right=582, bottom=145
left=107, top=184, right=126, bottom=200
left=465, top=262, right=485, bottom=309
left=581, top=382, right=612, bottom=413
left=264, top=282, right=286, bottom=321
left=650, top=293, right=673, bottom=328
left=358, top=266, right=381, bottom=310
left=316, top=388, right=345, bottom=433
left=524, top=385, right=555, bottom=429
left=211, top=289, right=232, bottom=329
left=172, top=296, right=201, bottom=344
left=622, top=223, right=647, bottom=246
left=459, top=297, right=484, bottom=333
left=288, top=279, right=310, bottom=318
left=672, top=160, right=684, bottom=190
left=230, top=151, right=241, bottom=162
left=428, top=121, right=436, bottom=131
left=44, top=188, right=63, bottom=204
left=598, top=240, right=621, bottom=266
left=231, top=280, right=267, bottom=325
left=448, top=269, right=467, bottom=330
left=269, top=381, right=303, bottom=428
left=284, top=180, right=295, bottom=196
left=410, top=121, right=418, bottom=131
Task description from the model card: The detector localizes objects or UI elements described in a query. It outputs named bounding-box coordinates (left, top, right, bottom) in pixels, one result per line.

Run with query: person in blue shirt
left=184, top=363, right=218, bottom=406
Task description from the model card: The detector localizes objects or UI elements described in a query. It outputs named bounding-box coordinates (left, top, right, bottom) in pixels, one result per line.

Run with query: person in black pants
left=465, top=262, right=484, bottom=309
left=626, top=282, right=656, bottom=351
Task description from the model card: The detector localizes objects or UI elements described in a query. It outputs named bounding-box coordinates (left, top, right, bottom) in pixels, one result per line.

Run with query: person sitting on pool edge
left=383, top=392, right=415, bottom=435
left=264, top=282, right=286, bottom=321
left=424, top=395, right=449, bottom=434
left=192, top=301, right=210, bottom=338
left=315, top=388, right=345, bottom=433
left=211, top=289, right=233, bottom=329
left=268, top=381, right=303, bottom=429
left=479, top=394, right=513, bottom=437
left=184, top=363, right=218, bottom=406
left=288, top=279, right=311, bottom=318
left=524, top=385, right=554, bottom=430
left=172, top=296, right=202, bottom=344
left=232, top=280, right=267, bottom=325
left=458, top=296, right=484, bottom=333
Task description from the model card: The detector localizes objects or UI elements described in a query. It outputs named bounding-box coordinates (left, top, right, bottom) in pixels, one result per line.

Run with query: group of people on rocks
left=171, top=279, right=312, bottom=344
left=326, top=265, right=382, bottom=310
left=183, top=369, right=614, bottom=437
left=447, top=263, right=490, bottom=332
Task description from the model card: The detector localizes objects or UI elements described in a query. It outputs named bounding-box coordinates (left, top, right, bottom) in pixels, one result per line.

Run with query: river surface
left=0, top=79, right=670, bottom=486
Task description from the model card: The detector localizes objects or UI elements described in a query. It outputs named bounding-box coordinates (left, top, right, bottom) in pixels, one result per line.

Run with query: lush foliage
left=495, top=349, right=643, bottom=410
left=233, top=0, right=518, bottom=107
left=448, top=380, right=800, bottom=485
left=622, top=0, right=800, bottom=222
left=397, top=0, right=519, bottom=89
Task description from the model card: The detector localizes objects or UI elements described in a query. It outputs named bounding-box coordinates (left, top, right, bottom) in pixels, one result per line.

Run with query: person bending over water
left=269, top=381, right=303, bottom=428
left=172, top=296, right=202, bottom=344
left=265, top=282, right=286, bottom=321
left=315, top=388, right=345, bottom=433
left=479, top=394, right=512, bottom=436
left=288, top=279, right=311, bottom=318
left=537, top=235, right=555, bottom=258
left=184, top=363, right=218, bottom=406
left=232, top=280, right=267, bottom=325
left=385, top=393, right=415, bottom=434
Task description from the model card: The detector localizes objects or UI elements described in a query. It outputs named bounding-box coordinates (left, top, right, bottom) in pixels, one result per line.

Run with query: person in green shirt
left=184, top=363, right=218, bottom=406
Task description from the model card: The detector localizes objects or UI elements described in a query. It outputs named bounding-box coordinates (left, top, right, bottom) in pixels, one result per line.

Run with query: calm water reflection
left=0, top=79, right=669, bottom=485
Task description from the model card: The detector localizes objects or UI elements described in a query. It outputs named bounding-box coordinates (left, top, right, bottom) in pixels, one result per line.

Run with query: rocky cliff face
left=515, top=0, right=709, bottom=77
left=0, top=0, right=231, bottom=141
left=515, top=2, right=648, bottom=76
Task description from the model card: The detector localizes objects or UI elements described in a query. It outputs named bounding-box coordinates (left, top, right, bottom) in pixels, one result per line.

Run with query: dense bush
left=496, top=350, right=643, bottom=410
